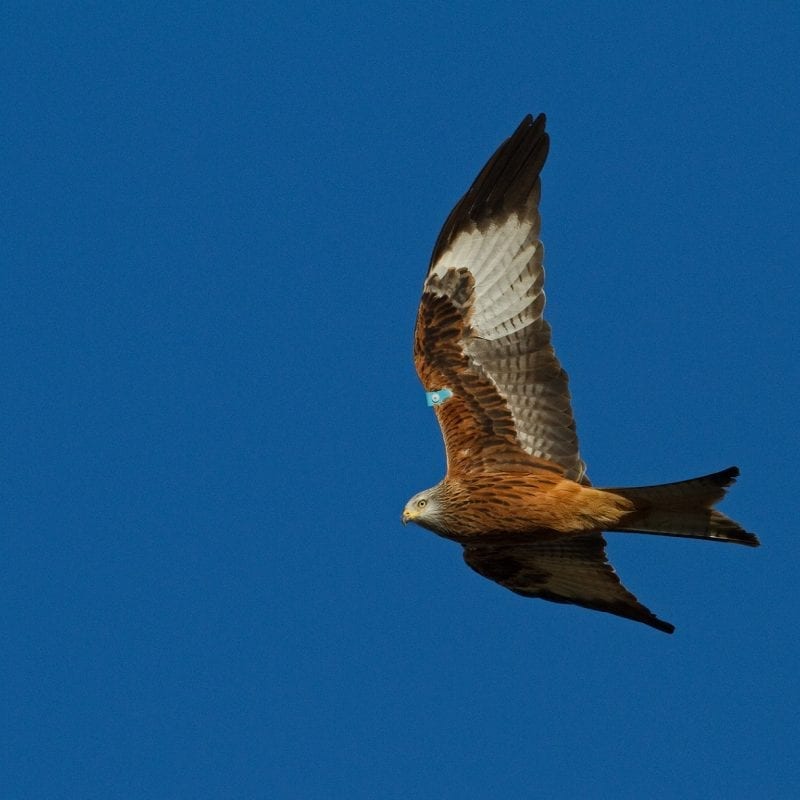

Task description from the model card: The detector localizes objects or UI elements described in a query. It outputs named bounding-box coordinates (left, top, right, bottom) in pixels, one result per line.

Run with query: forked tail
left=608, top=466, right=759, bottom=547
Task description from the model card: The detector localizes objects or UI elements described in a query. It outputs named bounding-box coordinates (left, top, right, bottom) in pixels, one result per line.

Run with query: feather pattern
left=414, top=114, right=586, bottom=482
left=405, top=114, right=758, bottom=634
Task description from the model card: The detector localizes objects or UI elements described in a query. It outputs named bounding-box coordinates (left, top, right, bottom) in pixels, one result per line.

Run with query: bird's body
left=403, top=114, right=758, bottom=633
left=410, top=469, right=634, bottom=541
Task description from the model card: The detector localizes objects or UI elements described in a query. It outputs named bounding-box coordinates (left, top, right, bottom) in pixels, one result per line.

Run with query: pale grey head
left=401, top=484, right=447, bottom=532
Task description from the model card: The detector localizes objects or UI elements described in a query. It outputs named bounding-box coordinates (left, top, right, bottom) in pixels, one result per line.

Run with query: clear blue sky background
left=3, top=3, right=798, bottom=798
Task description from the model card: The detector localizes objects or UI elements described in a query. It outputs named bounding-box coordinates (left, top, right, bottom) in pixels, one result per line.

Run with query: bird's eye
left=417, top=499, right=428, bottom=509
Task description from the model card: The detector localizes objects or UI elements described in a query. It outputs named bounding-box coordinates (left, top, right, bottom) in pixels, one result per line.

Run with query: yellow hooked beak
left=402, top=509, right=416, bottom=525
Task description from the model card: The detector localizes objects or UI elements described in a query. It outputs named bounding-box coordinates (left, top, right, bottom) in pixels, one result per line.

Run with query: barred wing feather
left=414, top=114, right=587, bottom=481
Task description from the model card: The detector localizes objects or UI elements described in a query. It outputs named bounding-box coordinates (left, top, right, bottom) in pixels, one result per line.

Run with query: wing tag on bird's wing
left=425, top=388, right=453, bottom=407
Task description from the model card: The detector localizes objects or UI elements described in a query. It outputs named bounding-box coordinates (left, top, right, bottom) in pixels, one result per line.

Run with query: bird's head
left=402, top=485, right=444, bottom=530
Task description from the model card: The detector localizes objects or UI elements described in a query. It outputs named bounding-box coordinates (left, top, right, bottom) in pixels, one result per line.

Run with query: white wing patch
left=425, top=211, right=586, bottom=482
left=430, top=213, right=542, bottom=341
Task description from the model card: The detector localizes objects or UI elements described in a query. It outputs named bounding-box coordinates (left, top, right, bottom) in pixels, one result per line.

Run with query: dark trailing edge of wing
left=428, top=113, right=549, bottom=271
left=463, top=535, right=676, bottom=634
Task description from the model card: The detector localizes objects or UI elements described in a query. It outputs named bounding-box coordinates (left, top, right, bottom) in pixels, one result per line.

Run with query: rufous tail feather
left=607, top=466, right=759, bottom=547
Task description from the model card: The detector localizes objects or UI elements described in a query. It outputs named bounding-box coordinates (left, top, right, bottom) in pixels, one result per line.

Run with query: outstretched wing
left=463, top=535, right=675, bottom=633
left=414, top=114, right=586, bottom=481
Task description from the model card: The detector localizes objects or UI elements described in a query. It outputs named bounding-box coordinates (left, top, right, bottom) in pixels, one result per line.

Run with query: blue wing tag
left=425, top=388, right=453, bottom=407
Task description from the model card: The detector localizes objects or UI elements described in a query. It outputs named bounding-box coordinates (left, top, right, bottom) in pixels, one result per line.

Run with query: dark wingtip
left=609, top=602, right=676, bottom=634
left=428, top=113, right=550, bottom=270
left=737, top=531, right=761, bottom=548
left=515, top=112, right=545, bottom=134
left=651, top=618, right=676, bottom=635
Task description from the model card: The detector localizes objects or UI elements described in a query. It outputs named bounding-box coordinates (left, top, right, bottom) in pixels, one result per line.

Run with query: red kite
left=403, top=114, right=758, bottom=633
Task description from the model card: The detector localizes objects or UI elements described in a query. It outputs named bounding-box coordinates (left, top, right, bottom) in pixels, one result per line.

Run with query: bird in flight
left=402, top=114, right=758, bottom=633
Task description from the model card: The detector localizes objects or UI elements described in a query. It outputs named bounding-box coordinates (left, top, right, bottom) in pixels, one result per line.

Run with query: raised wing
left=414, top=114, right=586, bottom=481
left=463, top=535, right=675, bottom=633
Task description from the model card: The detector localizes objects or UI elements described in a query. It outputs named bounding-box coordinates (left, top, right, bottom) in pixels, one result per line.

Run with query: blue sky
left=3, top=3, right=798, bottom=798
